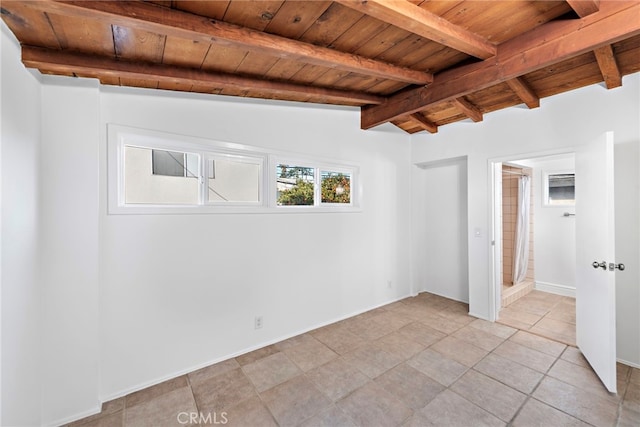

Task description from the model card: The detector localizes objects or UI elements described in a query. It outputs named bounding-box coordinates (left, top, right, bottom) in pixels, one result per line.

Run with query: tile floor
left=499, top=289, right=577, bottom=346
left=68, top=292, right=639, bottom=427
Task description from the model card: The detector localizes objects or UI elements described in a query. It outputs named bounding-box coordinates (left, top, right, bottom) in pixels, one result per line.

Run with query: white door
left=575, top=131, right=617, bottom=393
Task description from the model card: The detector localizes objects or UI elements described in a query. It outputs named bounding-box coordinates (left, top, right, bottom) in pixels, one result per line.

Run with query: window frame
left=108, top=125, right=360, bottom=214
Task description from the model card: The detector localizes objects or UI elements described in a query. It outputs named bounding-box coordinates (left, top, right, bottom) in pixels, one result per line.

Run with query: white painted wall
left=412, top=157, right=469, bottom=302
left=615, top=141, right=640, bottom=367
left=524, top=156, right=577, bottom=295
left=97, top=87, right=412, bottom=401
left=0, top=23, right=43, bottom=427
left=39, top=79, right=102, bottom=424
left=411, top=74, right=640, bottom=365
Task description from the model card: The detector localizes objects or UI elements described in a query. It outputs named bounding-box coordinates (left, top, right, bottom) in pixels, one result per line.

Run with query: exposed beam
left=21, top=46, right=387, bottom=105
left=506, top=77, right=540, bottom=109
left=407, top=113, right=438, bottom=133
left=453, top=97, right=483, bottom=122
left=361, top=1, right=640, bottom=129
left=566, top=0, right=600, bottom=17
left=336, top=0, right=496, bottom=59
left=30, top=0, right=433, bottom=85
left=593, top=44, right=622, bottom=89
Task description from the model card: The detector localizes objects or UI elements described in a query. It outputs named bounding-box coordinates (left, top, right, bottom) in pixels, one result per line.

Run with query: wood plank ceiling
left=2, top=0, right=639, bottom=134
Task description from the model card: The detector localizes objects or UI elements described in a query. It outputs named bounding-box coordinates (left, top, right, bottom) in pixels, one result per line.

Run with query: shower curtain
left=513, top=175, right=530, bottom=284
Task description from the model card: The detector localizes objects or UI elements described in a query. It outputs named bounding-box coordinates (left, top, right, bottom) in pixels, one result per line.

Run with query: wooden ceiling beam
left=453, top=97, right=483, bottom=122
left=593, top=44, right=622, bottom=89
left=21, top=46, right=387, bottom=105
left=29, top=0, right=433, bottom=85
left=336, top=0, right=496, bottom=59
left=407, top=113, right=438, bottom=133
left=566, top=0, right=600, bottom=18
left=506, top=77, right=540, bottom=109
left=361, top=1, right=640, bottom=129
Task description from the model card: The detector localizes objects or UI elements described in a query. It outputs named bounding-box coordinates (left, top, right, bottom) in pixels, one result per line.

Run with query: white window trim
left=107, top=124, right=361, bottom=214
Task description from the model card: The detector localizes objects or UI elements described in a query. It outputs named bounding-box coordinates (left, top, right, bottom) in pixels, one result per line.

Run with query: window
left=276, top=164, right=315, bottom=206
left=125, top=146, right=200, bottom=205
left=544, top=171, right=575, bottom=206
left=275, top=164, right=354, bottom=207
left=208, top=156, right=261, bottom=203
left=108, top=125, right=359, bottom=214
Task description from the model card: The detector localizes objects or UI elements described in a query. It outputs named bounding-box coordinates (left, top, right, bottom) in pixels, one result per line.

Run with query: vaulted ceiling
left=2, top=1, right=639, bottom=134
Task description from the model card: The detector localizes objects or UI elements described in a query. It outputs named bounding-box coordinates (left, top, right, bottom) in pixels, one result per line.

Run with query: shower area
left=501, top=164, right=535, bottom=307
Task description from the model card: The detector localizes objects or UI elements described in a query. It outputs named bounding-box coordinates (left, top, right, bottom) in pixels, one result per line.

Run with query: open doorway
left=491, top=153, right=577, bottom=346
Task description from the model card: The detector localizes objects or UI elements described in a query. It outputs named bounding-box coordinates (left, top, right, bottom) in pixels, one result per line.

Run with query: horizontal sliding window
left=108, top=125, right=359, bottom=214
left=208, top=156, right=262, bottom=203
left=125, top=146, right=200, bottom=205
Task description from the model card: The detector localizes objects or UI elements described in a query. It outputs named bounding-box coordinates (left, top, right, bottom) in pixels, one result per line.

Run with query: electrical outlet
left=254, top=316, right=263, bottom=329
left=387, top=280, right=393, bottom=288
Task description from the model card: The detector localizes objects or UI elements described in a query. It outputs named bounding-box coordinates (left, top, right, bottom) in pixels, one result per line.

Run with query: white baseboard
left=535, top=281, right=576, bottom=298
left=617, top=358, right=640, bottom=369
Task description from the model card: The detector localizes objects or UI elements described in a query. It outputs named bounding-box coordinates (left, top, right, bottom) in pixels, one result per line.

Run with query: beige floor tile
left=235, top=345, right=280, bottom=366
left=498, top=307, right=540, bottom=327
left=412, top=389, right=504, bottom=427
left=468, top=318, right=517, bottom=340
left=223, top=395, right=277, bottom=427
left=529, top=317, right=576, bottom=346
left=261, top=375, right=332, bottom=426
left=242, top=352, right=301, bottom=392
left=560, top=346, right=590, bottom=368
left=494, top=341, right=557, bottom=373
left=630, top=367, right=640, bottom=385
left=305, top=358, right=369, bottom=401
left=618, top=405, right=640, bottom=427
left=274, top=333, right=318, bottom=351
left=452, top=325, right=506, bottom=351
left=533, top=376, right=619, bottom=427
left=342, top=343, right=402, bottom=379
left=336, top=381, right=413, bottom=427
left=450, top=370, right=526, bottom=422
left=343, top=316, right=398, bottom=341
left=374, top=363, right=445, bottom=410
left=191, top=367, right=256, bottom=412
left=545, top=304, right=576, bottom=324
left=407, top=348, right=467, bottom=387
left=371, top=310, right=415, bottom=330
left=430, top=336, right=489, bottom=367
left=509, top=330, right=567, bottom=357
left=311, top=326, right=367, bottom=355
left=474, top=353, right=543, bottom=394
left=375, top=331, right=425, bottom=361
left=69, top=411, right=123, bottom=427
left=67, top=399, right=124, bottom=427
left=396, top=322, right=446, bottom=347
left=187, top=358, right=240, bottom=385
left=417, top=312, right=466, bottom=334
left=512, top=398, right=590, bottom=427
left=283, top=337, right=338, bottom=372
left=299, top=405, right=357, bottom=427
left=624, top=381, right=640, bottom=413
left=125, top=376, right=188, bottom=409
left=124, top=386, right=198, bottom=427
left=548, top=359, right=619, bottom=403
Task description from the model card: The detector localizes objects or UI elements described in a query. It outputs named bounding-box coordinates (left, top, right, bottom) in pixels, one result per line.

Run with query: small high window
left=544, top=172, right=575, bottom=206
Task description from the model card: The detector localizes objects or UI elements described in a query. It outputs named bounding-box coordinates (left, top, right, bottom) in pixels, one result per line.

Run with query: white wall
left=523, top=155, right=576, bottom=295
left=39, top=79, right=102, bottom=424
left=615, top=141, right=640, bottom=367
left=0, top=23, right=43, bottom=427
left=412, top=157, right=469, bottom=302
left=411, top=74, right=640, bottom=365
left=97, top=87, right=412, bottom=401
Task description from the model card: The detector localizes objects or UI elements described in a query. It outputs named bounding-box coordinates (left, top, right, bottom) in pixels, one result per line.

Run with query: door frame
left=488, top=148, right=576, bottom=321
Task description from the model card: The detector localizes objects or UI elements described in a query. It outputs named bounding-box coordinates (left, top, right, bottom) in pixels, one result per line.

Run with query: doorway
left=491, top=153, right=577, bottom=346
